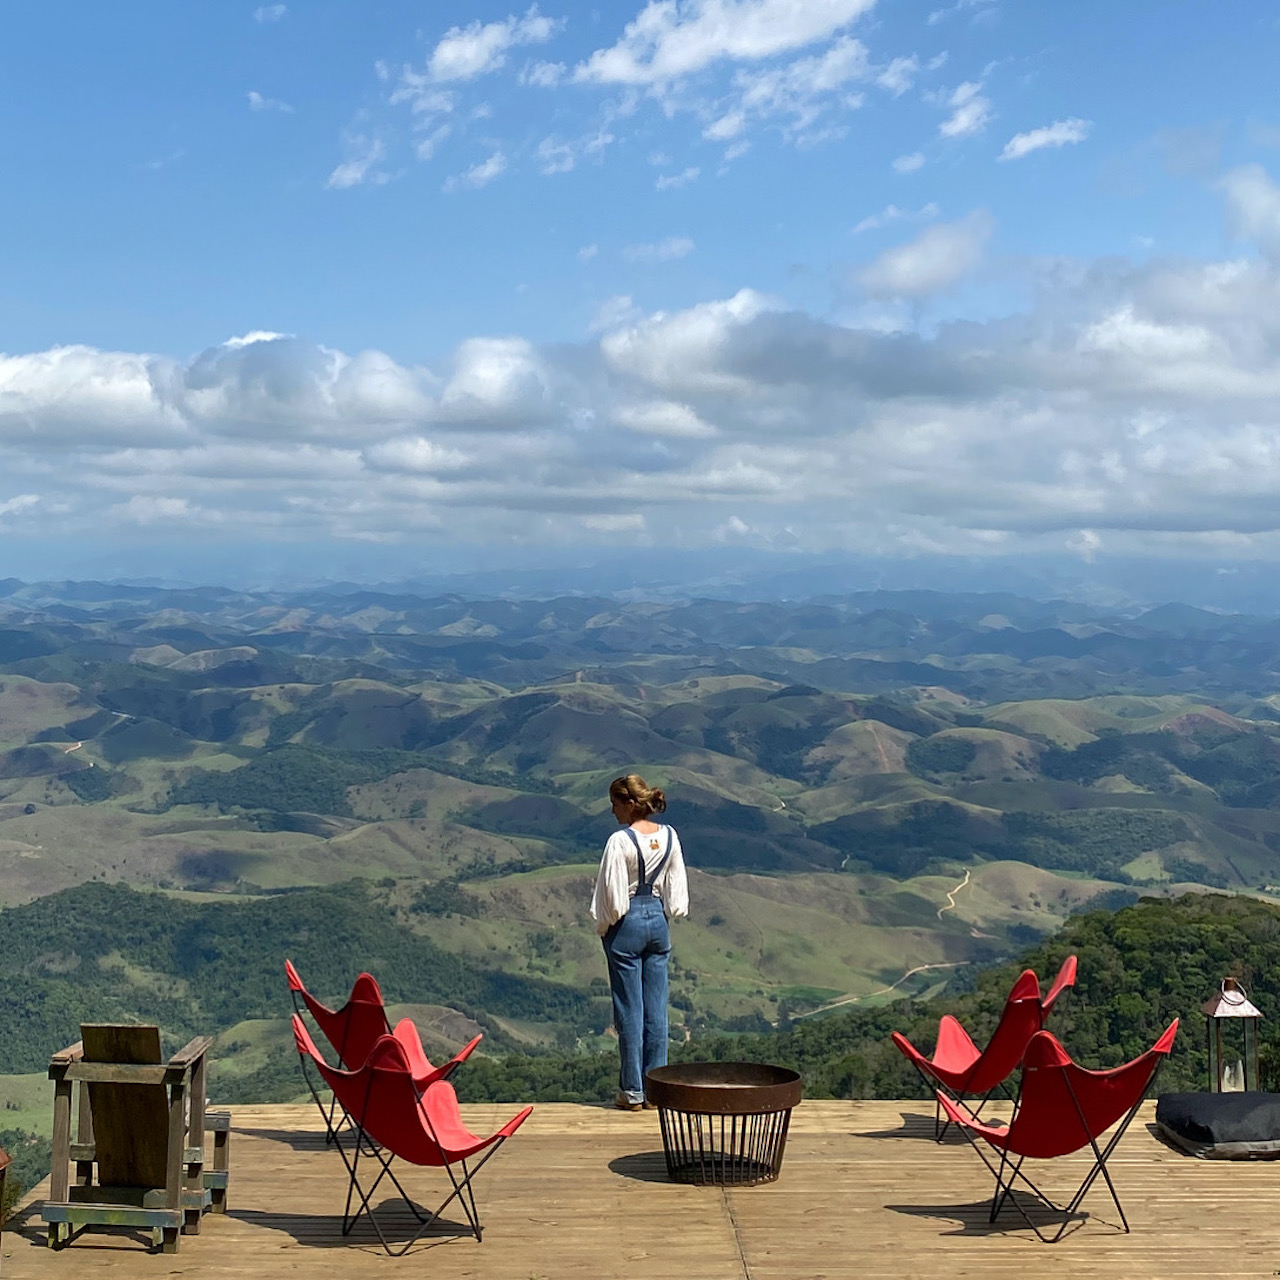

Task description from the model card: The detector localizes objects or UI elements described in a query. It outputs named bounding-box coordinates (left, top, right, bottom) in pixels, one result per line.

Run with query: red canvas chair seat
left=892, top=957, right=1077, bottom=1137
left=292, top=1016, right=531, bottom=1254
left=937, top=1020, right=1179, bottom=1242
left=286, top=960, right=482, bottom=1140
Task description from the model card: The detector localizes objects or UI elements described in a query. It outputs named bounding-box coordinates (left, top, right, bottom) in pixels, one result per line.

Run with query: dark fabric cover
left=1156, top=1091, right=1280, bottom=1159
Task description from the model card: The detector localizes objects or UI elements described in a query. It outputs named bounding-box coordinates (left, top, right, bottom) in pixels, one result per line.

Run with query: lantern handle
left=1220, top=977, right=1251, bottom=1006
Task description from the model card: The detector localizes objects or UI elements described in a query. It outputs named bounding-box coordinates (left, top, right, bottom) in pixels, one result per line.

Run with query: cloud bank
left=8, top=169, right=1280, bottom=562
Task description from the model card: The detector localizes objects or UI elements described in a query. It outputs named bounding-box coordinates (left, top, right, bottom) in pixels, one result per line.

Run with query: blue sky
left=3, top=1, right=1280, bottom=588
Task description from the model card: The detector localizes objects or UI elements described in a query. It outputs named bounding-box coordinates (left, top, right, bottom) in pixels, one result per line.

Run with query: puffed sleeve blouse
left=589, top=824, right=689, bottom=936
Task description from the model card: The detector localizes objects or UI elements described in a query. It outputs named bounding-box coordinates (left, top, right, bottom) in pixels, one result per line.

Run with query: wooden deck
left=3, top=1100, right=1277, bottom=1278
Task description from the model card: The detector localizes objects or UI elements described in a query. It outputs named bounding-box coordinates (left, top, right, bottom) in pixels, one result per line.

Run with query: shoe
left=614, top=1093, right=644, bottom=1112
left=642, top=1100, right=658, bottom=1110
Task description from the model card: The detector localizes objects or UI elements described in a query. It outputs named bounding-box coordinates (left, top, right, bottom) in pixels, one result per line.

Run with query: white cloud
left=362, top=437, right=469, bottom=473
left=852, top=202, right=939, bottom=234
left=891, top=151, right=925, bottom=173
left=535, top=129, right=614, bottom=175
left=0, top=494, right=39, bottom=517
left=623, top=236, right=695, bottom=263
left=1222, top=164, right=1280, bottom=263
left=716, top=515, right=752, bottom=540
left=938, top=80, right=991, bottom=138
left=389, top=75, right=457, bottom=119
left=858, top=211, right=991, bottom=296
left=247, top=90, right=294, bottom=114
left=326, top=132, right=391, bottom=189
left=120, top=496, right=196, bottom=523
left=438, top=337, right=551, bottom=423
left=428, top=6, right=562, bottom=83
left=582, top=513, right=646, bottom=531
left=705, top=111, right=747, bottom=141
left=414, top=125, right=452, bottom=161
left=656, top=166, right=700, bottom=190
left=590, top=296, right=643, bottom=332
left=715, top=35, right=869, bottom=142
left=369, top=0, right=879, bottom=185
left=578, top=244, right=599, bottom=262
left=876, top=55, right=919, bottom=97
left=1067, top=528, right=1101, bottom=562
left=999, top=117, right=1091, bottom=162
left=600, top=288, right=773, bottom=391
left=443, top=150, right=507, bottom=191
left=575, top=0, right=876, bottom=86
left=253, top=5, right=286, bottom=22
left=521, top=59, right=565, bottom=87
left=615, top=401, right=718, bottom=437
left=927, top=0, right=996, bottom=24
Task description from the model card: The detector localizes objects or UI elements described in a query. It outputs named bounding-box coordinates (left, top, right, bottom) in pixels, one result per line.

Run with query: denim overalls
left=603, top=828, right=673, bottom=1104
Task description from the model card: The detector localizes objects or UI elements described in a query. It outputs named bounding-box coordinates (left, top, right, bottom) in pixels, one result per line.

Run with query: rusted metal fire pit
left=645, top=1062, right=802, bottom=1186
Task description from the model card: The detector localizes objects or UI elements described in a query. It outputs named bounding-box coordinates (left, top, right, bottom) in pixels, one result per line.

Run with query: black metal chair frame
left=950, top=1055, right=1167, bottom=1244
left=904, top=1058, right=1017, bottom=1143
left=326, top=1071, right=508, bottom=1256
left=289, top=986, right=389, bottom=1146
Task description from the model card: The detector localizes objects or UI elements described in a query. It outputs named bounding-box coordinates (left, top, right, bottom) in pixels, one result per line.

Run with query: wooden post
left=48, top=1074, right=73, bottom=1248
left=184, top=1054, right=207, bottom=1234
left=50, top=1078, right=72, bottom=1203
left=74, top=1081, right=94, bottom=1187
left=164, top=1072, right=186, bottom=1250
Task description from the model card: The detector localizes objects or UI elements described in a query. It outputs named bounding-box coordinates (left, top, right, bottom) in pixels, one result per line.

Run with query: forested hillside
left=0, top=881, right=601, bottom=1081
left=0, top=884, right=1272, bottom=1108
left=454, top=893, right=1280, bottom=1103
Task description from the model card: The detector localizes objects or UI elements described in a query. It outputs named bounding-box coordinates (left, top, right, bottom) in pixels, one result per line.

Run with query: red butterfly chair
left=292, top=1016, right=531, bottom=1254
left=891, top=956, right=1077, bottom=1139
left=0, top=1140, right=10, bottom=1240
left=937, top=1020, right=1179, bottom=1242
left=286, top=960, right=482, bottom=1140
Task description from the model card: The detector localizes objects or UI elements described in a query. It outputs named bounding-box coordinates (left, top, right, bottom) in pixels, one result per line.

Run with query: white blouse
left=589, top=824, right=689, bottom=936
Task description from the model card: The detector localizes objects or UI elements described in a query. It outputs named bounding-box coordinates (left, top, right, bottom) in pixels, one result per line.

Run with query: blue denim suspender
left=625, top=827, right=672, bottom=898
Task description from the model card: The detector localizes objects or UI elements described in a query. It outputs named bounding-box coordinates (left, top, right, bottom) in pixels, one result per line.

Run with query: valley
left=3, top=578, right=1280, bottom=1121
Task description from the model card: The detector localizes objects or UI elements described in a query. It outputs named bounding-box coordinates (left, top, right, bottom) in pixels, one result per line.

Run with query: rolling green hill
left=5, top=580, right=1280, bottom=1127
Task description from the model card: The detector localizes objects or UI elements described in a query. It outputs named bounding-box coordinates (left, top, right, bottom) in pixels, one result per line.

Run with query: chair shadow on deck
left=856, top=1111, right=973, bottom=1143
left=230, top=1202, right=475, bottom=1252
left=886, top=1190, right=1092, bottom=1240
left=607, top=1150, right=672, bottom=1183
left=234, top=1125, right=331, bottom=1152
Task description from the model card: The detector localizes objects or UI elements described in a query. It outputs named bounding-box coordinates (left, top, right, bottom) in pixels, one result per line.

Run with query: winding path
left=936, top=868, right=972, bottom=919
left=793, top=871, right=975, bottom=1022
left=795, top=961, right=965, bottom=1019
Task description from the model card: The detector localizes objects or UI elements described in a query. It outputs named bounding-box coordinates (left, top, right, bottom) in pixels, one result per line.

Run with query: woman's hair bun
left=610, top=773, right=667, bottom=816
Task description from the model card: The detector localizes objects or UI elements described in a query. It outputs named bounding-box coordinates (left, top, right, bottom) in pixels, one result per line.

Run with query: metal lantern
left=1202, top=977, right=1263, bottom=1092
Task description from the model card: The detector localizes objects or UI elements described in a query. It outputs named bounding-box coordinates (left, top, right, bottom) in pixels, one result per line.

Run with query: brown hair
left=609, top=773, right=667, bottom=818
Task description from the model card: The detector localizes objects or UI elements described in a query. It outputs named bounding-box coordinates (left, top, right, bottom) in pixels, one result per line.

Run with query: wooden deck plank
left=2, top=1101, right=1277, bottom=1278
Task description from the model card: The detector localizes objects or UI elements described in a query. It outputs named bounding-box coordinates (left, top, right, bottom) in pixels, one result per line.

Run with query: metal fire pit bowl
left=645, top=1062, right=802, bottom=1186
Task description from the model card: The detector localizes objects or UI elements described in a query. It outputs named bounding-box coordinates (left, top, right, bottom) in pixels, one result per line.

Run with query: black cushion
left=1156, top=1091, right=1280, bottom=1159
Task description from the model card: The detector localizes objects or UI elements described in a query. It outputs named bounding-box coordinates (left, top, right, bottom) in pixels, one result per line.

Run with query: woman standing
left=590, top=774, right=689, bottom=1110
